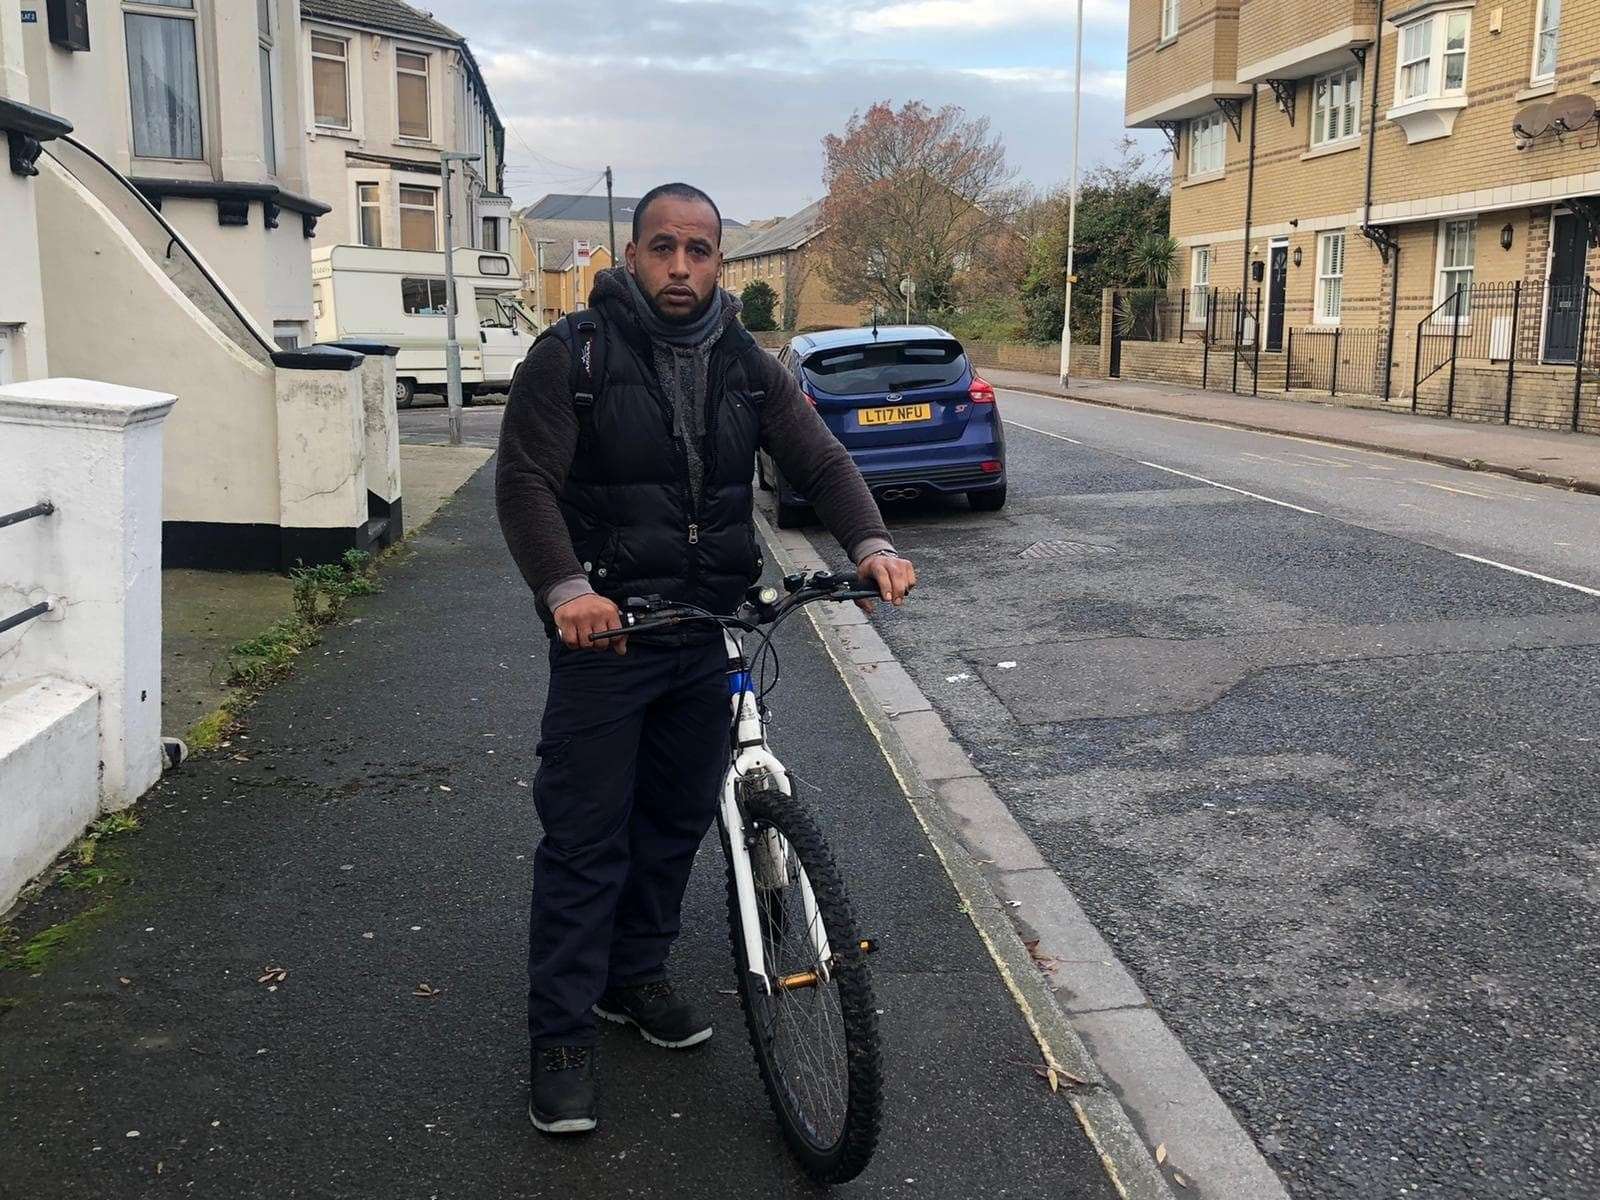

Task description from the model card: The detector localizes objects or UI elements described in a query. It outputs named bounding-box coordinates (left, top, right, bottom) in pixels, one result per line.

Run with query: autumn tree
left=819, top=101, right=1023, bottom=320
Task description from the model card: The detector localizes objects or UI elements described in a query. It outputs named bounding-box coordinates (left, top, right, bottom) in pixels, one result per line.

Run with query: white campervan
left=312, top=246, right=538, bottom=407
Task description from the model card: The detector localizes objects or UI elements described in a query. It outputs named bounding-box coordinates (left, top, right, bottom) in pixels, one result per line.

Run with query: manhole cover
left=1019, top=540, right=1117, bottom=560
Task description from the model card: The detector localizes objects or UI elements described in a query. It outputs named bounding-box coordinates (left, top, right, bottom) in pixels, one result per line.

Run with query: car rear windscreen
left=802, top=340, right=967, bottom=397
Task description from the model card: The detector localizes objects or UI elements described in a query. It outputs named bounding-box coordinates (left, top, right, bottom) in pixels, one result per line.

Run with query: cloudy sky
left=421, top=0, right=1162, bottom=222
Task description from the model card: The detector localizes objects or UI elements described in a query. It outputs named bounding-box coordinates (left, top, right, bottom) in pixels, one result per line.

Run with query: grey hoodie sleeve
left=756, top=354, right=895, bottom=564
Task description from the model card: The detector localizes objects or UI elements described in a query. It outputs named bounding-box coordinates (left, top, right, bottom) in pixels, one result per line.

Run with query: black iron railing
left=0, top=500, right=54, bottom=635
left=1287, top=327, right=1393, bottom=400
left=1413, top=280, right=1600, bottom=428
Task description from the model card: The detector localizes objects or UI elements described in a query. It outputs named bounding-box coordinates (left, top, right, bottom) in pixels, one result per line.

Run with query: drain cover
left=1019, top=540, right=1116, bottom=560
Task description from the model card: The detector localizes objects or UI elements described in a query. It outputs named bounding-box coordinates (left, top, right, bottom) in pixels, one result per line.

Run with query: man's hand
left=856, top=552, right=918, bottom=613
left=554, top=594, right=628, bottom=654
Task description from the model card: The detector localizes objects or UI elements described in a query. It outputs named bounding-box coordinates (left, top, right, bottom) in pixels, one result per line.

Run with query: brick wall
left=963, top=341, right=1106, bottom=379
left=1236, top=0, right=1376, bottom=79
left=1126, top=0, right=1243, bottom=124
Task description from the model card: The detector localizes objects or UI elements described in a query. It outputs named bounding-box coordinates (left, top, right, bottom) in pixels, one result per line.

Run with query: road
left=398, top=393, right=508, bottom=449
left=797, top=386, right=1600, bottom=1200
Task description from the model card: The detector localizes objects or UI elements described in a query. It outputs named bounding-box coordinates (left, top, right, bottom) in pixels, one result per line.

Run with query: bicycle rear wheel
left=724, top=780, right=882, bottom=1183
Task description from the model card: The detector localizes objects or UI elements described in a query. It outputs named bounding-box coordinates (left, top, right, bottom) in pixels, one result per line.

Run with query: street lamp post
left=1058, top=0, right=1085, bottom=386
left=900, top=276, right=915, bottom=325
left=534, top=237, right=557, bottom=330
left=441, top=150, right=481, bottom=447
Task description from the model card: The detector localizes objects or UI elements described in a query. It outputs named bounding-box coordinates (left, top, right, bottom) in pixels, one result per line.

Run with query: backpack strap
left=727, top=325, right=770, bottom=406
left=535, top=309, right=606, bottom=448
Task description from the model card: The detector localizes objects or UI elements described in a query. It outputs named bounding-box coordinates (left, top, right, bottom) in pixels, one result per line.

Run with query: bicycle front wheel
left=724, top=780, right=882, bottom=1183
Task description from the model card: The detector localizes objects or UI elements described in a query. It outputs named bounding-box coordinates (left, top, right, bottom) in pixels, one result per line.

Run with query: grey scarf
left=616, top=269, right=738, bottom=509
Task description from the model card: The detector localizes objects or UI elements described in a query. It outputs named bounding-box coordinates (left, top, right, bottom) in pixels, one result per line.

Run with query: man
left=496, top=182, right=917, bottom=1135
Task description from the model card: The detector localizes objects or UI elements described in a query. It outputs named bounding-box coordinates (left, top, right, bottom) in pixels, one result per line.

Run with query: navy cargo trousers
left=527, top=635, right=730, bottom=1052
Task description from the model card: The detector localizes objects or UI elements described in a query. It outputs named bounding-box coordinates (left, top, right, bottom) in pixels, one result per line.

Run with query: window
left=801, top=340, right=968, bottom=397
left=1533, top=0, right=1561, bottom=83
left=1397, top=11, right=1470, bottom=104
left=1162, top=0, right=1180, bottom=40
left=258, top=0, right=276, bottom=173
left=357, top=182, right=381, bottom=247
left=396, top=50, right=431, bottom=140
left=398, top=185, right=437, bottom=251
left=311, top=35, right=350, bottom=129
left=401, top=277, right=449, bottom=315
left=1316, top=233, right=1345, bottom=324
left=1311, top=65, right=1361, bottom=147
left=482, top=217, right=499, bottom=251
left=1189, top=247, right=1211, bottom=322
left=1188, top=112, right=1225, bottom=177
left=1436, top=218, right=1476, bottom=320
left=476, top=295, right=511, bottom=328
left=124, top=0, right=203, bottom=160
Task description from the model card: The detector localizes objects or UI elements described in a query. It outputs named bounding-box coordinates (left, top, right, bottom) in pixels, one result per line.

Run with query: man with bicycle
left=496, top=182, right=917, bottom=1134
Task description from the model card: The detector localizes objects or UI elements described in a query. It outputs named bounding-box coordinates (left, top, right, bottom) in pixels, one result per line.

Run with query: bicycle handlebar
left=588, top=571, right=880, bottom=642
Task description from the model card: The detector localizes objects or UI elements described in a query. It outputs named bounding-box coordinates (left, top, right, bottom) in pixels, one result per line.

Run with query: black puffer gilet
left=545, top=293, right=767, bottom=626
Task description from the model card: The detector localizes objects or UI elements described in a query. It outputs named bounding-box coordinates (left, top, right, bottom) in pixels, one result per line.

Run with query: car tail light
left=981, top=460, right=1003, bottom=474
left=969, top=377, right=996, bottom=404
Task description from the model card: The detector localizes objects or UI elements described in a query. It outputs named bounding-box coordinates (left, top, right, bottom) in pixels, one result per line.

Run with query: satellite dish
left=1550, top=94, right=1598, bottom=133
left=1512, top=101, right=1551, bottom=140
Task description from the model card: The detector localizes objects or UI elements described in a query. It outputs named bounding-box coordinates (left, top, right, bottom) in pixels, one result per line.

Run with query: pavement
left=798, top=386, right=1600, bottom=1200
left=983, top=368, right=1600, bottom=496
left=156, top=441, right=495, bottom=743
left=0, top=454, right=1122, bottom=1198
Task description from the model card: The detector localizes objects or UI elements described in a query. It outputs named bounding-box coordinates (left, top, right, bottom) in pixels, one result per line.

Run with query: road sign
left=574, top=240, right=593, bottom=268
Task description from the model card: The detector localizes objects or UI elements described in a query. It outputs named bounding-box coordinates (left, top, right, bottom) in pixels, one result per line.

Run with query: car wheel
left=774, top=470, right=811, bottom=528
left=969, top=485, right=1007, bottom=512
left=396, top=377, right=416, bottom=408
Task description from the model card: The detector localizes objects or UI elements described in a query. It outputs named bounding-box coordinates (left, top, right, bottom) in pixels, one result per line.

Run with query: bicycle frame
left=718, top=628, right=834, bottom=995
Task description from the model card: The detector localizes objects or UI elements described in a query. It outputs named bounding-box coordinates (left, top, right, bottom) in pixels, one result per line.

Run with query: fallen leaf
left=118, top=977, right=132, bottom=986
left=1156, top=1143, right=1167, bottom=1165
left=256, top=967, right=288, bottom=985
left=1047, top=1067, right=1060, bottom=1093
left=414, top=983, right=442, bottom=998
left=438, top=786, right=452, bottom=793
left=126, top=1130, right=140, bottom=1139
left=1174, top=1172, right=1190, bottom=1190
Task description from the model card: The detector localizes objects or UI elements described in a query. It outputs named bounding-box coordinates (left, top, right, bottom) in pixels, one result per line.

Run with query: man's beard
left=649, top=286, right=713, bottom=326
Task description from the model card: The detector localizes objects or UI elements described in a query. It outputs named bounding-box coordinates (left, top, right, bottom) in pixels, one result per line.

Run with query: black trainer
left=594, top=979, right=714, bottom=1049
left=528, top=1045, right=598, bottom=1135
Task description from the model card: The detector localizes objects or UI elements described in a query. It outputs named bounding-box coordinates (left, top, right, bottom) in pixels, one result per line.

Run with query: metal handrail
left=43, top=134, right=276, bottom=358
left=0, top=501, right=54, bottom=530
left=0, top=601, right=51, bottom=637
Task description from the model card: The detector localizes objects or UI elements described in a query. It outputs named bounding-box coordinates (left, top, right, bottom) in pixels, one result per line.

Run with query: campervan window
left=402, top=277, right=449, bottom=315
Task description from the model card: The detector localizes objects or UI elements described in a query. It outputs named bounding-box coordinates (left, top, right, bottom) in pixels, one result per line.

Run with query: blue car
left=759, top=325, right=1007, bottom=528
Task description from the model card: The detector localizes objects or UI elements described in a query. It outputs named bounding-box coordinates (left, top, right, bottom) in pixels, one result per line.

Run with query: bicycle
left=591, top=570, right=884, bottom=1184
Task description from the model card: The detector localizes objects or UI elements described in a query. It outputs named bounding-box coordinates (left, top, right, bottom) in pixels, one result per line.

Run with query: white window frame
left=1532, top=0, right=1560, bottom=85
left=1162, top=0, right=1180, bottom=41
left=258, top=0, right=277, bottom=175
left=1310, top=64, right=1361, bottom=148
left=1188, top=112, right=1225, bottom=178
left=123, top=0, right=207, bottom=164
left=1189, top=247, right=1212, bottom=323
left=395, top=46, right=433, bottom=142
left=1433, top=217, right=1477, bottom=324
left=1315, top=232, right=1346, bottom=325
left=356, top=181, right=382, bottom=247
left=398, top=183, right=440, bottom=251
left=309, top=30, right=352, bottom=132
left=1394, top=9, right=1471, bottom=106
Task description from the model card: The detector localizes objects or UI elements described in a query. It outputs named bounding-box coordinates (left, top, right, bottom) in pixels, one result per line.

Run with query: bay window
left=124, top=0, right=203, bottom=160
left=1397, top=10, right=1470, bottom=105
left=258, top=0, right=277, bottom=173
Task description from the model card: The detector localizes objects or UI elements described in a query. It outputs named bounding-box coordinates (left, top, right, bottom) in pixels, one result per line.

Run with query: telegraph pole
left=441, top=150, right=480, bottom=446
left=605, top=166, right=617, bottom=261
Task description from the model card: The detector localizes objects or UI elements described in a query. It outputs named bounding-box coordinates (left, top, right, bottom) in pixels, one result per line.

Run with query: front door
left=1544, top=212, right=1590, bottom=363
left=1266, top=243, right=1289, bottom=353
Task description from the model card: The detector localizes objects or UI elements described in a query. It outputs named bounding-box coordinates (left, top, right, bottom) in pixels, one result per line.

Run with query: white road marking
left=1454, top=553, right=1600, bottom=597
left=1291, top=452, right=1358, bottom=468
left=1417, top=480, right=1500, bottom=500
left=1006, top=420, right=1082, bottom=444
left=1135, top=461, right=1323, bottom=515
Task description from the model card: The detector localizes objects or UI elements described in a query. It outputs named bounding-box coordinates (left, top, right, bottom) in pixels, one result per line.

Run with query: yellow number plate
left=859, top=403, right=932, bottom=427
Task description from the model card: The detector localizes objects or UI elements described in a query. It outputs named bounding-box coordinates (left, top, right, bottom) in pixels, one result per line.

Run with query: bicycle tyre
left=723, top=781, right=882, bottom=1184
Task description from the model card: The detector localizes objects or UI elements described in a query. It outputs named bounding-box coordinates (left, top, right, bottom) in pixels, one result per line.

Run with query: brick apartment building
left=1124, top=0, right=1600, bottom=431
